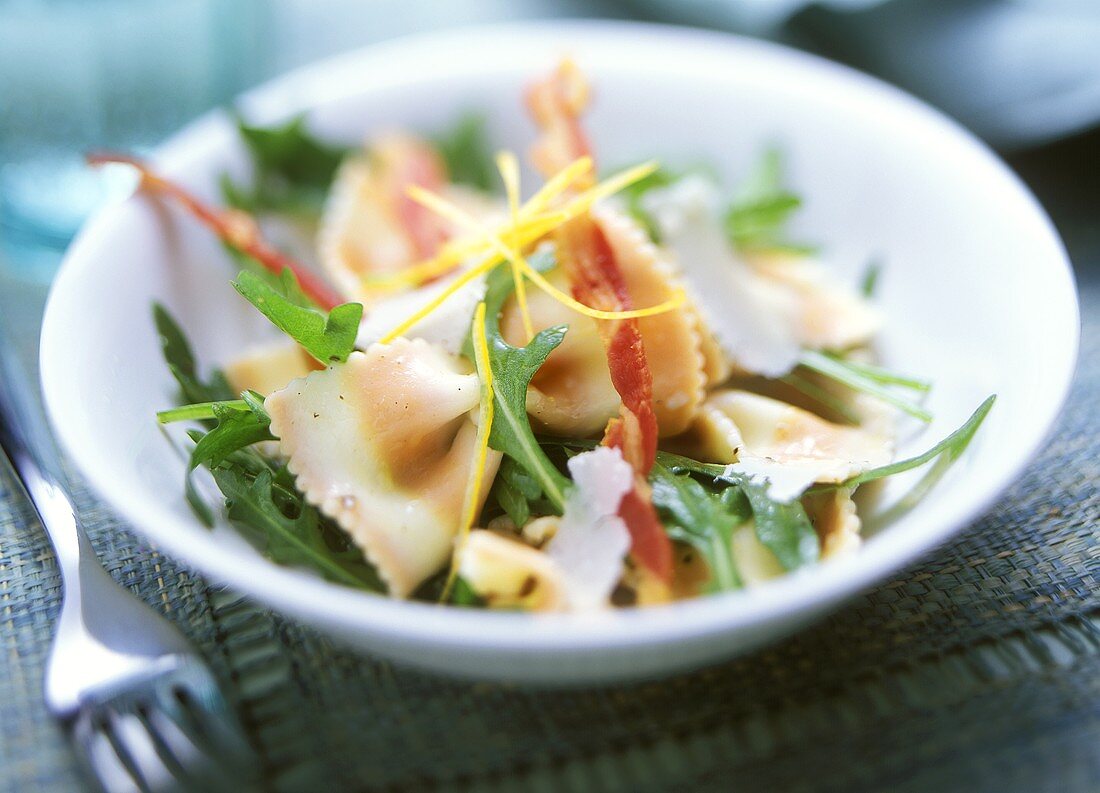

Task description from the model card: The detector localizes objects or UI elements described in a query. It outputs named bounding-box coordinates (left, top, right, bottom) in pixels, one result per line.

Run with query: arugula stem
left=798, top=350, right=933, bottom=422
left=779, top=372, right=862, bottom=424
left=838, top=395, right=995, bottom=488
left=821, top=352, right=931, bottom=391
left=157, top=400, right=247, bottom=424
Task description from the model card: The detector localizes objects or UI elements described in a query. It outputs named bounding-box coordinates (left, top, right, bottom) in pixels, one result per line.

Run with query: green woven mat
left=1, top=142, right=1097, bottom=793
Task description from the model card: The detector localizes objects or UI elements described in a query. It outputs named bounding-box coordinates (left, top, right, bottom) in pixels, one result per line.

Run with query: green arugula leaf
left=861, top=257, right=883, bottom=298
left=225, top=246, right=321, bottom=309
left=490, top=456, right=547, bottom=526
left=157, top=399, right=247, bottom=424
left=657, top=450, right=819, bottom=572
left=479, top=254, right=572, bottom=513
left=545, top=439, right=819, bottom=573
left=725, top=147, right=815, bottom=254
left=211, top=464, right=382, bottom=590
left=450, top=577, right=485, bottom=607
left=778, top=371, right=863, bottom=425
left=153, top=303, right=234, bottom=405
left=222, top=114, right=351, bottom=216
left=840, top=395, right=995, bottom=488
left=617, top=167, right=681, bottom=242
left=734, top=475, right=820, bottom=570
left=232, top=270, right=362, bottom=364
left=433, top=112, right=498, bottom=193
left=650, top=463, right=747, bottom=592
left=190, top=393, right=274, bottom=471
left=798, top=350, right=933, bottom=422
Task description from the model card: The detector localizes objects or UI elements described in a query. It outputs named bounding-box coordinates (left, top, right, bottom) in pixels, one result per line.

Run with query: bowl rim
left=41, top=19, right=1080, bottom=658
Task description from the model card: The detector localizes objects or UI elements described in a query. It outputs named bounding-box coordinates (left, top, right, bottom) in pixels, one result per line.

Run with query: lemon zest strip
left=361, top=211, right=566, bottom=291
left=361, top=154, right=595, bottom=294
left=497, top=150, right=534, bottom=342
left=405, top=177, right=685, bottom=322
left=441, top=300, right=495, bottom=601
left=517, top=258, right=687, bottom=320
left=377, top=252, right=498, bottom=344
left=379, top=155, right=671, bottom=342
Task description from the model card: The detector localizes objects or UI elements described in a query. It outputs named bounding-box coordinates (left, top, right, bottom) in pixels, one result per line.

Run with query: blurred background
left=0, top=0, right=1097, bottom=410
left=2, top=0, right=1100, bottom=284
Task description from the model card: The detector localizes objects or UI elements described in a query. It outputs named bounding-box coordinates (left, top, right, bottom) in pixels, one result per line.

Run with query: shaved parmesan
left=544, top=446, right=634, bottom=610
left=698, top=389, right=892, bottom=502
left=643, top=176, right=802, bottom=377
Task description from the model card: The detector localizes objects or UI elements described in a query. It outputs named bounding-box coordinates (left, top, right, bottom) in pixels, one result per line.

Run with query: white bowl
left=41, top=22, right=1078, bottom=684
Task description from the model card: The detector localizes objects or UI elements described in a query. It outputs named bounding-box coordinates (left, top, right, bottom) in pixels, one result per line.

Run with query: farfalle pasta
left=133, top=60, right=993, bottom=610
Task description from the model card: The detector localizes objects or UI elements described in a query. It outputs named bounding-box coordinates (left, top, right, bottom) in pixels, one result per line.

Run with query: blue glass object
left=0, top=0, right=267, bottom=262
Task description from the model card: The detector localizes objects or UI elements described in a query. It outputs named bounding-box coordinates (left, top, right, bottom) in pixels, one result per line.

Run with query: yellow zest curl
left=496, top=150, right=534, bottom=342
left=379, top=155, right=669, bottom=342
left=442, top=300, right=495, bottom=601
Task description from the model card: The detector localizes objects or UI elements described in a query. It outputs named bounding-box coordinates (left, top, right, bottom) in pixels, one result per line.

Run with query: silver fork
left=0, top=337, right=260, bottom=792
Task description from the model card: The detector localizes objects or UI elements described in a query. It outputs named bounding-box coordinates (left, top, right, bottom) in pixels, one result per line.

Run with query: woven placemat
left=1, top=145, right=1097, bottom=793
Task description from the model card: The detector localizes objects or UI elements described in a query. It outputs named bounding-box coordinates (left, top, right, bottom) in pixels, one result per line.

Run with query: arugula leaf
left=157, top=399, right=247, bottom=424
left=225, top=246, right=321, bottom=309
left=490, top=456, right=547, bottom=526
left=725, top=147, right=814, bottom=254
left=798, top=350, right=933, bottom=422
left=734, top=475, right=819, bottom=570
left=233, top=270, right=362, bottom=364
left=617, top=167, right=681, bottom=242
left=153, top=303, right=234, bottom=405
left=545, top=439, right=819, bottom=573
left=222, top=114, right=351, bottom=216
left=778, top=371, right=862, bottom=425
left=450, top=577, right=485, bottom=607
left=211, top=464, right=382, bottom=590
left=861, top=258, right=883, bottom=298
left=657, top=451, right=819, bottom=572
left=840, top=395, right=995, bottom=488
left=190, top=393, right=274, bottom=471
left=478, top=254, right=572, bottom=513
left=650, top=463, right=747, bottom=592
left=433, top=112, right=497, bottom=193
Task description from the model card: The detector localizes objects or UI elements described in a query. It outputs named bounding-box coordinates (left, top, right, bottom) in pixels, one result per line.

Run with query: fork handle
left=0, top=337, right=93, bottom=583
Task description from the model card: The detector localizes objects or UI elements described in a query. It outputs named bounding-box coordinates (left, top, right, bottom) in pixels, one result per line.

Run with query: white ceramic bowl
left=41, top=22, right=1078, bottom=685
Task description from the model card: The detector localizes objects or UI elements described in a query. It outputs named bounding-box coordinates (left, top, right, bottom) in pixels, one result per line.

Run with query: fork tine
left=148, top=708, right=245, bottom=791
left=74, top=711, right=143, bottom=793
left=109, top=710, right=180, bottom=792
left=134, top=702, right=202, bottom=781
left=160, top=667, right=258, bottom=771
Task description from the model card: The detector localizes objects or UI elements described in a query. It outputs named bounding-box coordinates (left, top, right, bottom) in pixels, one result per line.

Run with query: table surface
left=0, top=125, right=1097, bottom=793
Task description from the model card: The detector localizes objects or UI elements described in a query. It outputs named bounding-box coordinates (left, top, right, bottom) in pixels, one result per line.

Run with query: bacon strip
left=88, top=152, right=344, bottom=310
left=527, top=61, right=673, bottom=583
left=377, top=136, right=451, bottom=260
left=525, top=60, right=595, bottom=190
left=557, top=219, right=673, bottom=582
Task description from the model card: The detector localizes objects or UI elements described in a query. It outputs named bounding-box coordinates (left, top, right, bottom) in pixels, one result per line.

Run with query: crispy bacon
left=525, top=60, right=595, bottom=189
left=376, top=136, right=451, bottom=260
left=528, top=60, right=673, bottom=584
left=557, top=219, right=672, bottom=582
left=88, top=152, right=344, bottom=310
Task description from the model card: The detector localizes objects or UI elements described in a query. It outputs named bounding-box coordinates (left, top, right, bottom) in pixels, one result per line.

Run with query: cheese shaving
left=442, top=301, right=495, bottom=599
left=544, top=446, right=633, bottom=610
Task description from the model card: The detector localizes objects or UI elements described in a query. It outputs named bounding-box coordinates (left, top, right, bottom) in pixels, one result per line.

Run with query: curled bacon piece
left=528, top=60, right=673, bottom=584
left=377, top=135, right=451, bottom=260
left=557, top=218, right=673, bottom=583
left=88, top=152, right=343, bottom=310
left=527, top=61, right=673, bottom=584
left=525, top=60, right=595, bottom=190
